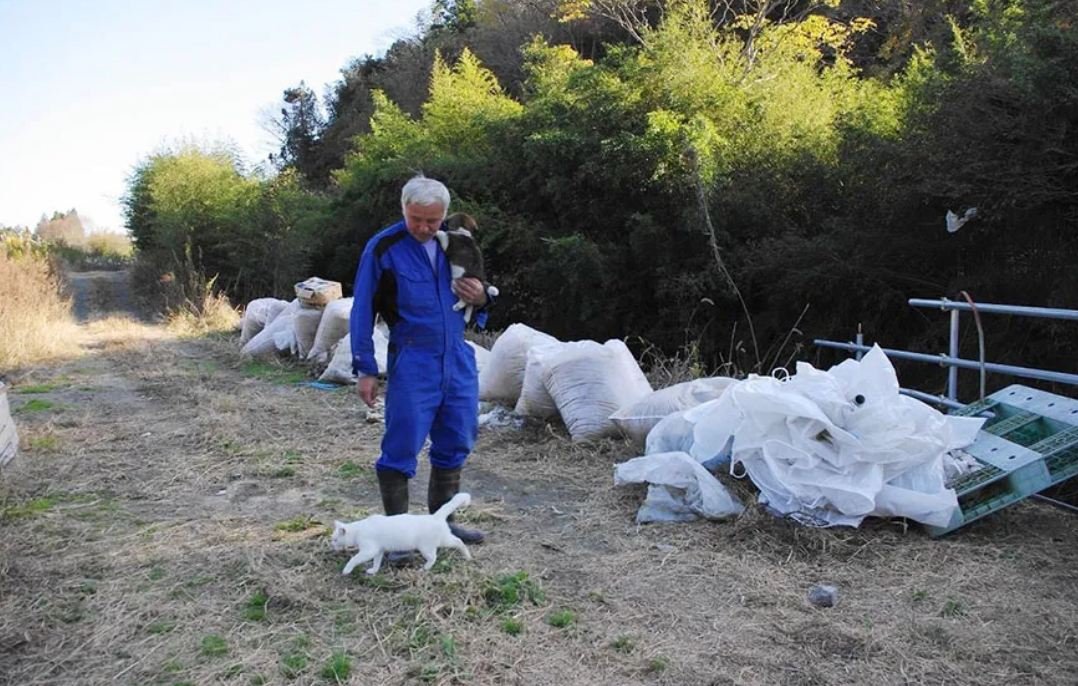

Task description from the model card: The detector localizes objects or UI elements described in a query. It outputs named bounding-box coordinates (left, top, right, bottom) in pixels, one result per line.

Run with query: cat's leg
left=366, top=551, right=385, bottom=575
left=342, top=546, right=379, bottom=576
left=446, top=535, right=472, bottom=561
left=419, top=545, right=438, bottom=571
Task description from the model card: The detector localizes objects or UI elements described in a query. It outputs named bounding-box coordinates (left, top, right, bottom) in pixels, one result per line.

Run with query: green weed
left=28, top=434, right=60, bottom=451
left=2, top=496, right=55, bottom=520
left=275, top=515, right=318, bottom=533
left=611, top=635, right=635, bottom=653
left=546, top=609, right=576, bottom=628
left=242, top=361, right=307, bottom=385
left=320, top=652, right=351, bottom=682
left=647, top=656, right=670, bottom=673
left=501, top=617, right=523, bottom=636
left=16, top=398, right=55, bottom=413
left=940, top=599, right=966, bottom=618
left=200, top=634, right=228, bottom=658
left=245, top=589, right=269, bottom=621
left=483, top=571, right=545, bottom=612
left=15, top=382, right=63, bottom=394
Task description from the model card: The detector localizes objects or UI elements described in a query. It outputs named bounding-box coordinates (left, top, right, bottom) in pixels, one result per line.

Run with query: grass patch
left=199, top=634, right=229, bottom=658
left=501, top=617, right=523, bottom=636
left=28, top=434, right=60, bottom=452
left=242, top=360, right=307, bottom=385
left=546, top=609, right=576, bottom=628
left=337, top=461, right=365, bottom=479
left=483, top=571, right=545, bottom=613
left=320, top=652, right=352, bottom=682
left=15, top=382, right=63, bottom=394
left=269, top=466, right=296, bottom=478
left=275, top=515, right=319, bottom=533
left=2, top=496, right=56, bottom=520
left=147, top=620, right=177, bottom=635
left=280, top=635, right=311, bottom=679
left=15, top=399, right=56, bottom=414
left=245, top=590, right=269, bottom=621
left=940, top=599, right=967, bottom=618
left=646, top=656, right=670, bottom=673
left=611, top=635, right=635, bottom=653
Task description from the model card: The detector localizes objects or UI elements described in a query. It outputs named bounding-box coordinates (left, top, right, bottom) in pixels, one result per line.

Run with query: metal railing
left=815, top=297, right=1078, bottom=407
left=815, top=297, right=1078, bottom=514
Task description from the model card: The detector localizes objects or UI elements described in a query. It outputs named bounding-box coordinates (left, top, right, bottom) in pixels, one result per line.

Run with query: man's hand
left=452, top=277, right=488, bottom=307
left=357, top=375, right=379, bottom=408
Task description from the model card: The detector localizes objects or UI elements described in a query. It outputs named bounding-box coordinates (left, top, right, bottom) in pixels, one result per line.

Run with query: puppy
left=331, top=493, right=473, bottom=575
left=436, top=213, right=499, bottom=324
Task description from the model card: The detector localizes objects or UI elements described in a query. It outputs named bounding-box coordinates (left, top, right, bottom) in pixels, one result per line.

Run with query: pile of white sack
left=615, top=345, right=987, bottom=528
left=237, top=291, right=491, bottom=386
left=478, top=323, right=736, bottom=443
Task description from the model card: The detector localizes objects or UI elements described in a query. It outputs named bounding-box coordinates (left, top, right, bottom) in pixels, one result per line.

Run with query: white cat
left=332, top=493, right=473, bottom=575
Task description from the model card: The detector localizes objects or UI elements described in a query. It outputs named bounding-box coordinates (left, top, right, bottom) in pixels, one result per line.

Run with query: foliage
left=121, top=0, right=1077, bottom=391
left=0, top=236, right=78, bottom=371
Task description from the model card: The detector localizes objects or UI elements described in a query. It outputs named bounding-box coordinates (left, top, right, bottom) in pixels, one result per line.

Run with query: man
left=350, top=176, right=489, bottom=545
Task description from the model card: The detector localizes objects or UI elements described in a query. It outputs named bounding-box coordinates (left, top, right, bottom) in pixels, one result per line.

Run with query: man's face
left=403, top=202, right=445, bottom=242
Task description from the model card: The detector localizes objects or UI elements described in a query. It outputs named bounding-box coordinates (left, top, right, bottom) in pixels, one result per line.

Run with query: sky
left=0, top=0, right=431, bottom=233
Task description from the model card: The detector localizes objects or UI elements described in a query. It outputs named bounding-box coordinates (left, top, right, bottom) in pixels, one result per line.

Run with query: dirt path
left=65, top=270, right=144, bottom=323
left=1, top=321, right=1076, bottom=685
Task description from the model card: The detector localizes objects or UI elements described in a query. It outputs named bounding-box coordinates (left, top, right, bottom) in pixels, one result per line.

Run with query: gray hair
left=401, top=176, right=450, bottom=216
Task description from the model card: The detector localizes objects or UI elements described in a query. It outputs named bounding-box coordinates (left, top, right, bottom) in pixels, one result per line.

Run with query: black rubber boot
left=428, top=466, right=485, bottom=544
left=376, top=468, right=414, bottom=563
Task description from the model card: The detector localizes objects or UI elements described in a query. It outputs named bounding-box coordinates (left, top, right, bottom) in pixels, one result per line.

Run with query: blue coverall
left=350, top=220, right=485, bottom=478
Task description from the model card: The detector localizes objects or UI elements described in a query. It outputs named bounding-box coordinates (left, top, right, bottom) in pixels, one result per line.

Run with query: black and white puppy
left=436, top=213, right=499, bottom=324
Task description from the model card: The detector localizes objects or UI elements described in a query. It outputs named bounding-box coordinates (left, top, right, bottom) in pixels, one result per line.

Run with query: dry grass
left=0, top=323, right=1076, bottom=686
left=165, top=290, right=241, bottom=338
left=0, top=251, right=81, bottom=371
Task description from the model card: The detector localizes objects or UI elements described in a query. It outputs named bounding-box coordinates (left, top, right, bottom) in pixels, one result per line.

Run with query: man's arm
left=350, top=242, right=382, bottom=406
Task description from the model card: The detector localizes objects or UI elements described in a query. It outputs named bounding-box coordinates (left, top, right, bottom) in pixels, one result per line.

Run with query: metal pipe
left=947, top=309, right=960, bottom=401
left=855, top=326, right=864, bottom=362
left=909, top=298, right=1078, bottom=321
left=813, top=339, right=1078, bottom=386
left=1031, top=494, right=1078, bottom=514
left=900, top=388, right=967, bottom=410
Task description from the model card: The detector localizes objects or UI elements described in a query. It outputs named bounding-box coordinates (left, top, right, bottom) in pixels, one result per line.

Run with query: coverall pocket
left=395, top=266, right=436, bottom=316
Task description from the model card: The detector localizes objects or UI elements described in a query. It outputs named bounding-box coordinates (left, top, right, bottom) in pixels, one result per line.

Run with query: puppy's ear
left=446, top=212, right=478, bottom=233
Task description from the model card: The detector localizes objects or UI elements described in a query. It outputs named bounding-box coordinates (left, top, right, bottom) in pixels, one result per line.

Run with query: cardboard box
left=295, top=277, right=343, bottom=306
left=0, top=383, right=17, bottom=469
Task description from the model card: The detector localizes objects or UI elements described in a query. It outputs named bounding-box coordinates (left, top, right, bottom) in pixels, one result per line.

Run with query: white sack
left=467, top=341, right=491, bottom=378
left=612, top=376, right=736, bottom=444
left=308, top=298, right=353, bottom=364
left=479, top=324, right=559, bottom=403
left=614, top=451, right=744, bottom=523
left=541, top=339, right=652, bottom=442
left=293, top=305, right=324, bottom=359
left=514, top=343, right=561, bottom=418
left=687, top=346, right=985, bottom=527
left=319, top=325, right=389, bottom=385
left=241, top=299, right=301, bottom=357
left=239, top=298, right=288, bottom=344
left=0, top=383, right=17, bottom=469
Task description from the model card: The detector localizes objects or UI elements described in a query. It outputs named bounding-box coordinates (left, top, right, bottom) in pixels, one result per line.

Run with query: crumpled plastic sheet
left=646, top=346, right=985, bottom=528
left=614, top=451, right=744, bottom=523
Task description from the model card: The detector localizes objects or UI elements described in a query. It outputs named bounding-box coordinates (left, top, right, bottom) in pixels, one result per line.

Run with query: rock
left=808, top=584, right=839, bottom=608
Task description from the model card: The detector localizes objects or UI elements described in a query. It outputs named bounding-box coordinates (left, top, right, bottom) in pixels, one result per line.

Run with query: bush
left=0, top=236, right=78, bottom=370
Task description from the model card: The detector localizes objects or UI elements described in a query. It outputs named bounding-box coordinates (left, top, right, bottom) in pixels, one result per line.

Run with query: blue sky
left=0, top=0, right=431, bottom=232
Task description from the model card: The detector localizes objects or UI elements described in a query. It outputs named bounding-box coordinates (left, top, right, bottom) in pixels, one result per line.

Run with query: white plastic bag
left=241, top=299, right=300, bottom=357
left=467, top=341, right=491, bottom=378
left=308, top=298, right=353, bottom=364
left=293, top=305, right=324, bottom=359
left=687, top=346, right=985, bottom=527
left=239, top=298, right=288, bottom=344
left=479, top=324, right=559, bottom=403
left=319, top=325, right=390, bottom=385
left=541, top=339, right=652, bottom=442
left=614, top=451, right=744, bottom=523
left=611, top=376, right=736, bottom=444
left=514, top=343, right=561, bottom=418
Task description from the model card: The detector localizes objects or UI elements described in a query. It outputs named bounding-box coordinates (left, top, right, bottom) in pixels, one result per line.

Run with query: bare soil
left=1, top=320, right=1076, bottom=686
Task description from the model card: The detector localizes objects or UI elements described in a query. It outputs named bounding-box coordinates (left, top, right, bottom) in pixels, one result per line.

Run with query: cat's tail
left=433, top=492, right=471, bottom=520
